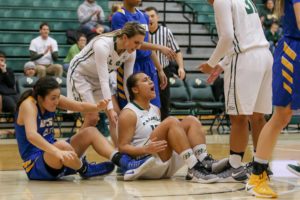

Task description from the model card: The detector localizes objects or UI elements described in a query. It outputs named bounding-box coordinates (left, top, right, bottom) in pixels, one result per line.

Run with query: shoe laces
left=127, top=156, right=147, bottom=169
left=204, top=154, right=215, bottom=162
left=193, top=162, right=210, bottom=175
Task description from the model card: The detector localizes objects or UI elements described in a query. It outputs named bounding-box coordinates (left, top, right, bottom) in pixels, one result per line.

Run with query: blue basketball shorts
left=272, top=36, right=300, bottom=109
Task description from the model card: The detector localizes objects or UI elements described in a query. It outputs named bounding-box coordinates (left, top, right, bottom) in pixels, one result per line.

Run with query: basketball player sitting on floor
left=118, top=72, right=225, bottom=182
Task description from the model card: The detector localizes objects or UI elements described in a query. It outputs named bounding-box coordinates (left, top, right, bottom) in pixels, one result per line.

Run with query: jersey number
left=150, top=125, right=158, bottom=131
left=245, top=0, right=257, bottom=14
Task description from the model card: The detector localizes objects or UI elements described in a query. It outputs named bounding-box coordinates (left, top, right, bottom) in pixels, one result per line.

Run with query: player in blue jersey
left=15, top=76, right=156, bottom=181
left=111, top=0, right=175, bottom=109
left=246, top=0, right=300, bottom=198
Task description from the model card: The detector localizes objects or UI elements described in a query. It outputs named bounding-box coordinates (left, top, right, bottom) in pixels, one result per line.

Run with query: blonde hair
left=90, top=22, right=146, bottom=43
left=275, top=0, right=285, bottom=18
left=111, top=2, right=123, bottom=13
left=118, top=21, right=146, bottom=38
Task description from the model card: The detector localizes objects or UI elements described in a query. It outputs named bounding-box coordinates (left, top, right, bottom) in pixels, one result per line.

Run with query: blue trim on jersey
left=272, top=36, right=300, bottom=109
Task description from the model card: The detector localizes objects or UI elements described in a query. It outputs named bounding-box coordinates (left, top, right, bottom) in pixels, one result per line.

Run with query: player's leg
left=149, top=116, right=218, bottom=183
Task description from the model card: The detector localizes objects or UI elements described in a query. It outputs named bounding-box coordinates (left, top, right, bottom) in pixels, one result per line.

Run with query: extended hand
left=158, top=70, right=167, bottom=89
left=207, top=65, right=224, bottom=84
left=160, top=46, right=176, bottom=60
left=177, top=68, right=186, bottom=80
left=97, top=99, right=110, bottom=111
left=199, top=62, right=214, bottom=74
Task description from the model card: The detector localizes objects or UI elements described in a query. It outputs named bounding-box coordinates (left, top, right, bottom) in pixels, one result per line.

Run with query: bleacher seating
left=0, top=0, right=109, bottom=72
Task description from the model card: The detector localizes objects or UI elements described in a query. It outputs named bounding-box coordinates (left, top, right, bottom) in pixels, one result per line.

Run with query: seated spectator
left=0, top=51, right=19, bottom=113
left=29, top=22, right=63, bottom=78
left=265, top=21, right=280, bottom=53
left=259, top=0, right=278, bottom=30
left=23, top=61, right=36, bottom=77
left=77, top=0, right=110, bottom=36
left=63, top=33, right=87, bottom=71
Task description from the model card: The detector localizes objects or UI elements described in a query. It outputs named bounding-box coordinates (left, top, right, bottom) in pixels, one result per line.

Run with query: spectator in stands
left=260, top=0, right=278, bottom=30
left=265, top=21, right=280, bottom=53
left=145, top=6, right=186, bottom=120
left=63, top=33, right=87, bottom=72
left=29, top=22, right=63, bottom=78
left=77, top=0, right=110, bottom=36
left=108, top=2, right=123, bottom=27
left=0, top=51, right=19, bottom=113
left=23, top=61, right=36, bottom=77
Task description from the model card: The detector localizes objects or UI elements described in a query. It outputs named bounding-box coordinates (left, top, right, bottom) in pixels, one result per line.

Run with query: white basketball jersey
left=69, top=34, right=133, bottom=79
left=226, top=0, right=269, bottom=52
left=124, top=102, right=161, bottom=147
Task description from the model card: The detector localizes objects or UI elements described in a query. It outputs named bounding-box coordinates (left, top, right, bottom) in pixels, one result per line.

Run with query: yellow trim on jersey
left=117, top=83, right=124, bottom=91
left=22, top=158, right=37, bottom=173
left=117, top=8, right=125, bottom=15
left=117, top=66, right=124, bottom=74
left=283, top=42, right=297, bottom=60
left=283, top=82, right=292, bottom=94
left=118, top=93, right=126, bottom=99
left=117, top=75, right=123, bottom=83
left=281, top=56, right=294, bottom=73
left=282, top=70, right=293, bottom=84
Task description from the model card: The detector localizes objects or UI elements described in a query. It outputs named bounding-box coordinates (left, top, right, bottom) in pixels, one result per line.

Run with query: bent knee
left=164, top=116, right=180, bottom=126
left=54, top=140, right=74, bottom=151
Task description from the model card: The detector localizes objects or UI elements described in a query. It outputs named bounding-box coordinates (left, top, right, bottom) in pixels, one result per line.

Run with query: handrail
left=180, top=1, right=196, bottom=54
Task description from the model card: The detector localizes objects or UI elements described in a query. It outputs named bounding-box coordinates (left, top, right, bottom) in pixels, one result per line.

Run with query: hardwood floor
left=1, top=133, right=300, bottom=199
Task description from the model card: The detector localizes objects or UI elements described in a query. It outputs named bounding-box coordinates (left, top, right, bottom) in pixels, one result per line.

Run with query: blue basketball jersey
left=111, top=8, right=152, bottom=60
left=283, top=0, right=300, bottom=39
left=15, top=99, right=56, bottom=161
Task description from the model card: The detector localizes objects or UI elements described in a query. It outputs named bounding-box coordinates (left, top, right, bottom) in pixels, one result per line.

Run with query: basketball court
left=1, top=133, right=300, bottom=200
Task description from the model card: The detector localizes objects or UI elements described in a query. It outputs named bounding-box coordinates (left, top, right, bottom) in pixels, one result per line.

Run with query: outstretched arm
left=58, top=95, right=109, bottom=112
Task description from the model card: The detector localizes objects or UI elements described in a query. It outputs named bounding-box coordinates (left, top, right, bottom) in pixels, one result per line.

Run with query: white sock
left=179, top=148, right=198, bottom=169
left=193, top=144, right=208, bottom=162
left=254, top=156, right=269, bottom=164
left=229, top=154, right=242, bottom=168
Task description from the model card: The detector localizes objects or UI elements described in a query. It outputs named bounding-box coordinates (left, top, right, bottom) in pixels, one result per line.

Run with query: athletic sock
left=193, top=144, right=208, bottom=162
left=77, top=161, right=87, bottom=174
left=110, top=151, right=122, bottom=167
left=180, top=148, right=198, bottom=169
left=229, top=154, right=243, bottom=169
left=252, top=157, right=269, bottom=175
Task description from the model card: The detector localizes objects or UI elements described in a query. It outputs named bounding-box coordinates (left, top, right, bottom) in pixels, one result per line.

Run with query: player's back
left=230, top=0, right=269, bottom=51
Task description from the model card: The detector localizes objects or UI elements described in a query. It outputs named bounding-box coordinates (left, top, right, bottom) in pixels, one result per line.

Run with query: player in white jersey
left=118, top=72, right=222, bottom=182
left=67, top=22, right=145, bottom=146
left=199, top=0, right=273, bottom=181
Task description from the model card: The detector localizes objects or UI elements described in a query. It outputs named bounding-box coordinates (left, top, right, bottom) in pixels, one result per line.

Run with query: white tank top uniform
left=67, top=34, right=136, bottom=110
left=123, top=102, right=185, bottom=179
left=209, top=0, right=273, bottom=115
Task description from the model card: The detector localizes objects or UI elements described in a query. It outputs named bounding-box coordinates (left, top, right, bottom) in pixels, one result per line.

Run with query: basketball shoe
left=186, top=162, right=219, bottom=183
left=215, top=159, right=248, bottom=182
left=79, top=158, right=115, bottom=179
left=246, top=171, right=277, bottom=198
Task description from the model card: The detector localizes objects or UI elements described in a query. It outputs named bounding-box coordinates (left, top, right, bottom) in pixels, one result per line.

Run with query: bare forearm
left=150, top=51, right=163, bottom=71
left=27, top=132, right=59, bottom=155
left=175, top=52, right=184, bottom=70
left=140, top=42, right=161, bottom=51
